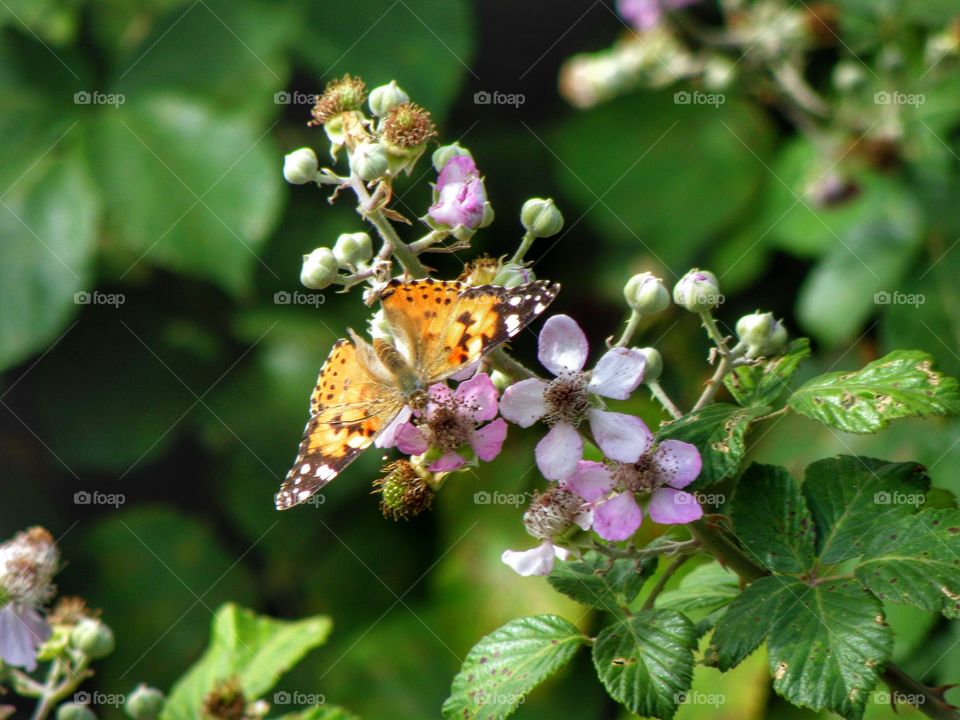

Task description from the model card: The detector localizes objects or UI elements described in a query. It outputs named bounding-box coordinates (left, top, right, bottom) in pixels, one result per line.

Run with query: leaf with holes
left=658, top=403, right=768, bottom=488
left=548, top=551, right=654, bottom=614
left=591, top=609, right=697, bottom=720
left=801, top=456, right=929, bottom=563
left=442, top=615, right=586, bottom=720
left=855, top=509, right=960, bottom=619
left=787, top=350, right=960, bottom=433
left=725, top=338, right=811, bottom=408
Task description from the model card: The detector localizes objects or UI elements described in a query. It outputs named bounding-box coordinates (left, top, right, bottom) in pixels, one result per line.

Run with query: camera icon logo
left=74, top=91, right=91, bottom=105
left=74, top=490, right=92, bottom=505
left=274, top=291, right=291, bottom=305
left=473, top=90, right=491, bottom=105
left=473, top=490, right=491, bottom=505
left=874, top=290, right=891, bottom=305
left=874, top=91, right=891, bottom=105
left=74, top=290, right=91, bottom=304
left=674, top=90, right=691, bottom=105
left=274, top=91, right=291, bottom=104
left=273, top=691, right=291, bottom=704
left=74, top=691, right=92, bottom=703
left=874, top=491, right=891, bottom=504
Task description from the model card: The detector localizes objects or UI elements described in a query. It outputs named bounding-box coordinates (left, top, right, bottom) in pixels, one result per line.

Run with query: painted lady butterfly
left=276, top=278, right=559, bottom=510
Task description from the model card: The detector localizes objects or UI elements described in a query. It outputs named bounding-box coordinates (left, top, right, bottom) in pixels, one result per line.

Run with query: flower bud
left=623, top=272, right=669, bottom=314
left=493, top=262, right=534, bottom=289
left=70, top=618, right=114, bottom=659
left=368, top=80, right=410, bottom=117
left=350, top=142, right=389, bottom=181
left=489, top=370, right=511, bottom=392
left=432, top=143, right=473, bottom=173
left=673, top=269, right=721, bottom=312
left=300, top=248, right=339, bottom=290
left=636, top=347, right=663, bottom=382
left=736, top=312, right=787, bottom=357
left=126, top=685, right=165, bottom=720
left=282, top=148, right=319, bottom=185
left=332, top=232, right=372, bottom=267
left=57, top=704, right=97, bottom=720
left=520, top=198, right=564, bottom=238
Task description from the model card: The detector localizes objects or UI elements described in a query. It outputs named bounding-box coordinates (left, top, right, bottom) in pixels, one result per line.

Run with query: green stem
left=349, top=175, right=427, bottom=277
left=31, top=655, right=92, bottom=720
left=510, top=232, right=536, bottom=265
left=692, top=312, right=744, bottom=412
left=614, top=310, right=642, bottom=348
left=648, top=380, right=683, bottom=420
left=642, top=554, right=691, bottom=611
left=489, top=348, right=540, bottom=382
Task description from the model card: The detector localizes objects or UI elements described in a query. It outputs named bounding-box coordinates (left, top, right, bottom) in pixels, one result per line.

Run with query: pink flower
left=428, top=156, right=487, bottom=229
left=389, top=373, right=507, bottom=472
left=564, top=439, right=703, bottom=541
left=617, top=0, right=699, bottom=31
left=0, top=604, right=50, bottom=671
left=499, top=315, right=648, bottom=482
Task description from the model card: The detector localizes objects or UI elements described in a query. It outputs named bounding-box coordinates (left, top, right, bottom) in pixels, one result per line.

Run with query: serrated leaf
left=855, top=509, right=960, bottom=619
left=162, top=604, right=332, bottom=720
left=787, top=350, right=960, bottom=433
left=724, top=339, right=811, bottom=408
left=655, top=561, right=740, bottom=613
left=591, top=610, right=697, bottom=720
left=548, top=551, right=654, bottom=614
left=766, top=578, right=891, bottom=720
left=442, top=615, right=586, bottom=720
left=708, top=575, right=799, bottom=671
left=802, top=456, right=930, bottom=563
left=658, top=404, right=768, bottom=488
left=731, top=464, right=817, bottom=573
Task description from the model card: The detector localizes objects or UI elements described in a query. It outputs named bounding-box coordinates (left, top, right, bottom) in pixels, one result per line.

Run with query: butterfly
left=275, top=278, right=560, bottom=510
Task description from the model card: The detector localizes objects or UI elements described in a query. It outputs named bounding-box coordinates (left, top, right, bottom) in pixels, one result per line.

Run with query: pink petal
left=450, top=359, right=480, bottom=381
left=456, top=373, right=499, bottom=422
left=471, top=418, right=507, bottom=461
left=501, top=542, right=558, bottom=577
left=429, top=452, right=466, bottom=472
left=499, top=378, right=548, bottom=427
left=588, top=409, right=653, bottom=464
left=0, top=605, right=49, bottom=671
left=538, top=315, right=589, bottom=376
left=654, top=440, right=703, bottom=489
left=395, top=422, right=429, bottom=455
left=647, top=487, right=703, bottom=524
left=535, top=422, right=583, bottom=481
left=428, top=383, right=454, bottom=406
left=437, top=155, right=478, bottom=186
left=587, top=347, right=646, bottom=400
left=593, top=492, right=643, bottom=541
left=564, top=460, right=614, bottom=502
left=374, top=405, right=413, bottom=448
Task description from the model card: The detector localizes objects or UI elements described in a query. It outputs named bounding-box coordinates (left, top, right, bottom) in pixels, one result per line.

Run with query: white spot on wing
left=534, top=302, right=547, bottom=314
left=508, top=296, right=523, bottom=307
left=505, top=314, right=521, bottom=334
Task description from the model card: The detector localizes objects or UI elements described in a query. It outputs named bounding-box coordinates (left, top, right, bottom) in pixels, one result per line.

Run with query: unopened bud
left=368, top=80, right=410, bottom=117
left=57, top=704, right=97, bottom=720
left=282, top=148, right=319, bottom=185
left=493, top=262, right=535, bottom=289
left=673, top=269, right=721, bottom=312
left=520, top=198, right=564, bottom=238
left=636, top=347, right=663, bottom=382
left=300, top=248, right=339, bottom=290
left=736, top=312, right=787, bottom=357
left=623, top=273, right=669, bottom=314
left=332, top=232, right=373, bottom=267
left=126, top=685, right=165, bottom=720
left=70, top=618, right=114, bottom=659
left=350, top=142, right=389, bottom=181
left=432, top=143, right=473, bottom=173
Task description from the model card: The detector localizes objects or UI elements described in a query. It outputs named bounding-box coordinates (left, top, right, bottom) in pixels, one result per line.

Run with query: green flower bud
left=703, top=56, right=736, bottom=91
left=126, top=684, right=165, bottom=720
left=673, top=269, right=722, bottom=312
left=492, top=262, right=534, bottom=289
left=368, top=80, right=410, bottom=117
left=282, top=148, right=318, bottom=185
left=350, top=142, right=389, bottom=181
left=431, top=143, right=473, bottom=173
left=332, top=232, right=373, bottom=267
left=736, top=312, right=787, bottom=357
left=57, top=704, right=97, bottom=720
left=520, top=198, right=564, bottom=238
left=300, top=248, right=339, bottom=290
left=623, top=272, right=669, bottom=314
left=636, top=347, right=663, bottom=383
left=489, top=370, right=511, bottom=392
left=479, top=201, right=495, bottom=229
left=70, top=618, right=114, bottom=659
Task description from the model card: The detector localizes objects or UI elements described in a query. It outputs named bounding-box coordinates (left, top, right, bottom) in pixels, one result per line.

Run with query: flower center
left=614, top=454, right=662, bottom=496
left=423, top=400, right=475, bottom=453
left=523, top=487, right=582, bottom=539
left=543, top=373, right=591, bottom=426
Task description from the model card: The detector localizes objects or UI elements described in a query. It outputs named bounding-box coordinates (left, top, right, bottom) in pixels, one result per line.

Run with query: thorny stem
left=648, top=380, right=683, bottom=420
left=349, top=174, right=427, bottom=277
left=642, top=554, right=692, bottom=611
left=30, top=655, right=92, bottom=720
left=613, top=310, right=642, bottom=348
left=692, top=311, right=744, bottom=412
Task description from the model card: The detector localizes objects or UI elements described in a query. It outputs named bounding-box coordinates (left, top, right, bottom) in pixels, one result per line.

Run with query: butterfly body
left=275, top=278, right=559, bottom=510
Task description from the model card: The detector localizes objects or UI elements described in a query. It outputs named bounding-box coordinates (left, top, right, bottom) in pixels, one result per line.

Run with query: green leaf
left=658, top=403, right=768, bottom=488
left=548, top=551, right=654, bottom=614
left=591, top=609, right=697, bottom=720
left=708, top=576, right=799, bottom=671
left=724, top=339, right=811, bottom=408
left=802, top=456, right=930, bottom=563
left=273, top=708, right=360, bottom=720
left=732, top=464, right=816, bottom=573
left=766, top=578, right=891, bottom=719
left=162, top=604, right=332, bottom=720
left=655, top=561, right=740, bottom=614
left=442, top=615, right=586, bottom=720
left=788, top=350, right=960, bottom=433
left=855, top=509, right=960, bottom=619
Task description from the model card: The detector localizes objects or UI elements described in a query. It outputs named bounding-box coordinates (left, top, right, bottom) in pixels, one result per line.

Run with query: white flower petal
left=587, top=347, right=646, bottom=400
left=538, top=315, right=589, bottom=376
left=588, top=409, right=653, bottom=463
left=499, top=378, right=548, bottom=428
left=501, top=542, right=559, bottom=576
left=535, top=422, right=583, bottom=481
